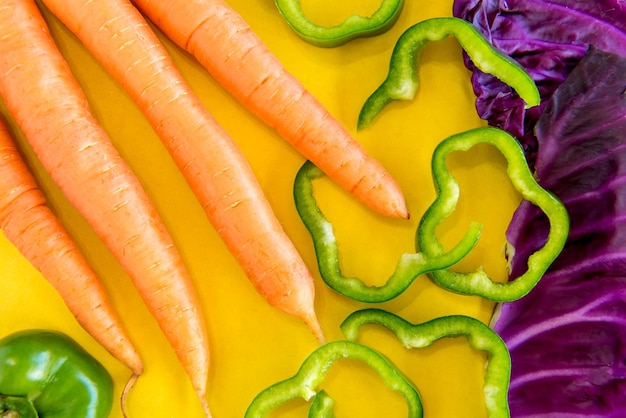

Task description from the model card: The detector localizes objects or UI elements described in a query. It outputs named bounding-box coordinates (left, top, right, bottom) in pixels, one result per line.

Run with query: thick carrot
left=132, top=0, right=409, bottom=220
left=39, top=0, right=325, bottom=342
left=0, top=1, right=210, bottom=415
left=0, top=118, right=143, bottom=378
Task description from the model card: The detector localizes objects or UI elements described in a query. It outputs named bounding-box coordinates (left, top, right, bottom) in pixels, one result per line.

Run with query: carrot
left=0, top=117, right=143, bottom=378
left=0, top=1, right=210, bottom=415
left=131, top=0, right=409, bottom=220
left=39, top=0, right=325, bottom=343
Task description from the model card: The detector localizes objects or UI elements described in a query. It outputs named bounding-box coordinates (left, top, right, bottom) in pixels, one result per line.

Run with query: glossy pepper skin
left=417, top=127, right=569, bottom=302
left=244, top=340, right=423, bottom=417
left=0, top=330, right=114, bottom=418
left=275, top=0, right=404, bottom=47
left=294, top=159, right=481, bottom=303
left=341, top=309, right=512, bottom=418
left=358, top=17, right=540, bottom=129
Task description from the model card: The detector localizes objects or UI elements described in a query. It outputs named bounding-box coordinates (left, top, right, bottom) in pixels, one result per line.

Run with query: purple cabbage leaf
left=493, top=47, right=626, bottom=417
left=452, top=0, right=626, bottom=169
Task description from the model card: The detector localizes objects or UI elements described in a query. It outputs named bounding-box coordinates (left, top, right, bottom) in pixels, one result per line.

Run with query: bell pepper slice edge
left=275, top=0, right=405, bottom=47
left=358, top=17, right=541, bottom=130
left=244, top=340, right=423, bottom=417
left=416, top=126, right=569, bottom=302
left=293, top=159, right=482, bottom=303
left=341, top=308, right=512, bottom=418
left=308, top=390, right=335, bottom=418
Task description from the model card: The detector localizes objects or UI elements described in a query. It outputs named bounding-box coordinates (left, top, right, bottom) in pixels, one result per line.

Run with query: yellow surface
left=0, top=0, right=522, bottom=417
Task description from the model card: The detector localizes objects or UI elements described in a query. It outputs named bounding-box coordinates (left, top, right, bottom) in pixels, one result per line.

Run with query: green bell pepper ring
left=0, top=330, right=114, bottom=418
left=341, top=309, right=511, bottom=418
left=294, top=159, right=482, bottom=303
left=358, top=17, right=540, bottom=129
left=275, top=0, right=404, bottom=48
left=308, top=390, right=335, bottom=418
left=417, top=127, right=569, bottom=302
left=244, top=340, right=423, bottom=417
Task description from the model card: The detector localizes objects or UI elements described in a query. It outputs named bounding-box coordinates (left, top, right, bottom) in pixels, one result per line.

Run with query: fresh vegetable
left=244, top=340, right=423, bottom=417
left=341, top=309, right=511, bottom=418
left=293, top=160, right=481, bottom=303
left=0, top=0, right=209, bottom=414
left=308, top=390, right=335, bottom=417
left=40, top=0, right=324, bottom=345
left=0, top=1, right=541, bottom=417
left=416, top=127, right=569, bottom=302
left=295, top=126, right=568, bottom=303
left=130, top=0, right=410, bottom=219
left=0, top=118, right=142, bottom=379
left=0, top=396, right=38, bottom=418
left=274, top=0, right=404, bottom=47
left=453, top=0, right=626, bottom=168
left=494, top=46, right=626, bottom=416
left=357, top=17, right=540, bottom=130
left=0, top=329, right=114, bottom=418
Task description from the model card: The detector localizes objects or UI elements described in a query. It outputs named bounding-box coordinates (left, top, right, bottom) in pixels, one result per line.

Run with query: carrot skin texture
left=132, top=0, right=409, bottom=220
left=39, top=0, right=324, bottom=343
left=0, top=119, right=143, bottom=377
left=0, top=0, right=210, bottom=413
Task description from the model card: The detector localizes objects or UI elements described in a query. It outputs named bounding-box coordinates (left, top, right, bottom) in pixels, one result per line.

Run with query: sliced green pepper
left=244, top=340, right=422, bottom=417
left=417, top=127, right=569, bottom=301
left=358, top=17, right=540, bottom=129
left=0, top=330, right=114, bottom=418
left=294, top=159, right=482, bottom=303
left=308, top=390, right=335, bottom=418
left=275, top=0, right=404, bottom=47
left=341, top=309, right=511, bottom=418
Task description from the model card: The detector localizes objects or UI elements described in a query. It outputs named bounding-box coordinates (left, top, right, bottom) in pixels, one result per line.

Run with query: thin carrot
left=0, top=117, right=143, bottom=378
left=39, top=0, right=325, bottom=343
left=131, top=0, right=409, bottom=220
left=0, top=1, right=210, bottom=415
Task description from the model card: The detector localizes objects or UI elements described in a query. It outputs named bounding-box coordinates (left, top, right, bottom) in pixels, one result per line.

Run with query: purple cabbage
left=453, top=0, right=626, bottom=169
left=493, top=47, right=626, bottom=417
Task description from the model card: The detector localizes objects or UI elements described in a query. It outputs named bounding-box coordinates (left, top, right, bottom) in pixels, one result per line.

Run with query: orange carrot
left=131, top=0, right=409, bottom=220
left=39, top=0, right=325, bottom=343
left=0, top=1, right=210, bottom=415
left=0, top=118, right=143, bottom=378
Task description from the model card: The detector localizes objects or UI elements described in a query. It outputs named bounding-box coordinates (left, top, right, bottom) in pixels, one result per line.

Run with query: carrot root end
left=120, top=373, right=140, bottom=418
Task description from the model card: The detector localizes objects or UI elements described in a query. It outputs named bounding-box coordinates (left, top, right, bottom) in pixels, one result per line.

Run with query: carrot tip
left=392, top=197, right=410, bottom=220
left=120, top=373, right=140, bottom=418
left=380, top=204, right=409, bottom=220
left=365, top=188, right=409, bottom=219
left=304, top=314, right=325, bottom=344
left=388, top=198, right=410, bottom=220
left=198, top=395, right=212, bottom=418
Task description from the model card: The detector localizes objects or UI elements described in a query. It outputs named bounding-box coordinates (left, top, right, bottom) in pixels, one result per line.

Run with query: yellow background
left=0, top=0, right=521, bottom=416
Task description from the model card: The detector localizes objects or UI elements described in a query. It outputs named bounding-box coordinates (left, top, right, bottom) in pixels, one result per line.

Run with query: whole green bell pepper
left=0, top=330, right=114, bottom=418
